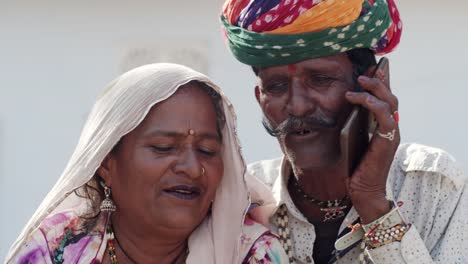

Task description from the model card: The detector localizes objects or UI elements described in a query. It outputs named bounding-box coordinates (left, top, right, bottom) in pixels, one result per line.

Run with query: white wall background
left=1, top=0, right=467, bottom=260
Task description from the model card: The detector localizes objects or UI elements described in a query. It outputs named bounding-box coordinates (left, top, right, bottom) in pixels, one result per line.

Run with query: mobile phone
left=339, top=57, right=390, bottom=175
left=367, top=57, right=389, bottom=134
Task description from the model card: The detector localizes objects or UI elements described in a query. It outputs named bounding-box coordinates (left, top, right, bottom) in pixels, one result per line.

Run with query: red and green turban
left=221, top=0, right=402, bottom=67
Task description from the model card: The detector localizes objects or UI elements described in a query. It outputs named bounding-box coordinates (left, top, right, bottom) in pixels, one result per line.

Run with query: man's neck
left=110, top=214, right=190, bottom=264
left=293, top=162, right=348, bottom=201
left=286, top=160, right=350, bottom=223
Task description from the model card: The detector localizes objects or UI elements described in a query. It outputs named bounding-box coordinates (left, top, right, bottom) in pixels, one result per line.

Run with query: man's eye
left=263, top=82, right=288, bottom=94
left=308, top=75, right=335, bottom=86
left=152, top=146, right=174, bottom=152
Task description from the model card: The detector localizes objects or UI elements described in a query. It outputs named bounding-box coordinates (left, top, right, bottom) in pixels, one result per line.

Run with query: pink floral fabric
left=9, top=212, right=287, bottom=263
left=243, top=232, right=284, bottom=264
left=9, top=211, right=106, bottom=264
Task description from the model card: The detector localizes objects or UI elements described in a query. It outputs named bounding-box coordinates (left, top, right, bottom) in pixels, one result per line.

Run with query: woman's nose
left=173, top=148, right=203, bottom=179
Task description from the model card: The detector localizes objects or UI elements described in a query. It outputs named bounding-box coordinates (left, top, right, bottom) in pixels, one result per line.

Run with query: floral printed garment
left=242, top=232, right=286, bottom=264
left=242, top=217, right=287, bottom=264
left=10, top=211, right=105, bottom=264
left=9, top=211, right=288, bottom=264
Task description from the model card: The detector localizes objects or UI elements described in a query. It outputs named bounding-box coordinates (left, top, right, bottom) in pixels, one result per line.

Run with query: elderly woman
left=6, top=63, right=288, bottom=263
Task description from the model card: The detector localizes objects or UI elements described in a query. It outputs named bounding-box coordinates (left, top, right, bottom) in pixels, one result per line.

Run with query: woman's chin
left=156, top=208, right=209, bottom=230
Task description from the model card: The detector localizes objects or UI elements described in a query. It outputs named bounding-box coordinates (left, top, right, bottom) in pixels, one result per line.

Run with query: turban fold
left=222, top=0, right=402, bottom=67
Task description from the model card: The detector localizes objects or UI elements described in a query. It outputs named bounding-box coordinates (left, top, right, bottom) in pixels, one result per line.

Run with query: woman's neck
left=109, top=214, right=190, bottom=264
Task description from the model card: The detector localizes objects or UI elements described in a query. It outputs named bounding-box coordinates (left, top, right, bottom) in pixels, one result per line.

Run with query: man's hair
left=252, top=48, right=377, bottom=77
left=346, top=48, right=377, bottom=77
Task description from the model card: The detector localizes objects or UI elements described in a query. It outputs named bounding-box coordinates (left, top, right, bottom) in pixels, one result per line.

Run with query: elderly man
left=221, top=0, right=467, bottom=263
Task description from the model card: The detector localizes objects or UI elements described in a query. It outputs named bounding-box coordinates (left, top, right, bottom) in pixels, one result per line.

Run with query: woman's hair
left=75, top=80, right=226, bottom=233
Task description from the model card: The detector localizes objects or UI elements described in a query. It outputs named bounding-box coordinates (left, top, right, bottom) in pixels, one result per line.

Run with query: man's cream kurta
left=247, top=143, right=468, bottom=263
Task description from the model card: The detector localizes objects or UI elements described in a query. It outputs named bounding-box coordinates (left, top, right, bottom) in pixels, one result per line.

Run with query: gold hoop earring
left=201, top=167, right=206, bottom=176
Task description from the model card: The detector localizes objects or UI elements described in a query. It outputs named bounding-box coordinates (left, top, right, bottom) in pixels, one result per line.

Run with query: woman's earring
left=100, top=182, right=116, bottom=213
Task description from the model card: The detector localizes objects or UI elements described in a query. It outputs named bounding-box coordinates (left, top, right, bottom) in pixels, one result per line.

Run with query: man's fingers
left=345, top=91, right=395, bottom=132
left=357, top=74, right=399, bottom=112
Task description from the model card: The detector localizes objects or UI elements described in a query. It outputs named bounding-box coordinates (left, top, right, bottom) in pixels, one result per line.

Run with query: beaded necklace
left=106, top=224, right=188, bottom=264
left=276, top=177, right=353, bottom=263
left=289, top=176, right=350, bottom=222
left=106, top=225, right=119, bottom=264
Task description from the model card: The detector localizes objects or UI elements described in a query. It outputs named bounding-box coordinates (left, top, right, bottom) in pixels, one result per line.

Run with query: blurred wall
left=1, top=0, right=467, bottom=259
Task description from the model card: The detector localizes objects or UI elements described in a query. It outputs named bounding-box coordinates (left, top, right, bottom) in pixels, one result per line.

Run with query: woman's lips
left=163, top=185, right=201, bottom=200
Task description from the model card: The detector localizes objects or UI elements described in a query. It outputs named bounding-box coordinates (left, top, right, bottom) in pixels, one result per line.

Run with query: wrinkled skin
left=98, top=83, right=224, bottom=263
left=255, top=53, right=400, bottom=224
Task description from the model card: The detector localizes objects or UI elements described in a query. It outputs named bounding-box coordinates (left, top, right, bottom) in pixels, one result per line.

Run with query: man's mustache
left=262, top=110, right=337, bottom=137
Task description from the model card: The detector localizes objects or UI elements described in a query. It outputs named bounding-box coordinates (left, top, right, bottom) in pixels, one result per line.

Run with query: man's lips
left=286, top=126, right=323, bottom=137
left=163, top=185, right=202, bottom=200
left=288, top=129, right=320, bottom=140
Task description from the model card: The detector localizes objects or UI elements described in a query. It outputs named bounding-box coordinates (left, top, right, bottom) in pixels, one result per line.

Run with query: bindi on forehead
left=186, top=129, right=222, bottom=142
left=287, top=64, right=297, bottom=76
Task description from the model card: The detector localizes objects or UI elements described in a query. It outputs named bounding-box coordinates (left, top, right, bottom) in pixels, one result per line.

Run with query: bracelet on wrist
left=362, top=201, right=409, bottom=250
left=365, top=223, right=410, bottom=249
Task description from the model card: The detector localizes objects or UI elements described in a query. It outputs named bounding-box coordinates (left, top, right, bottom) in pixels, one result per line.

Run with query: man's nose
left=286, top=80, right=316, bottom=117
left=173, top=148, right=203, bottom=179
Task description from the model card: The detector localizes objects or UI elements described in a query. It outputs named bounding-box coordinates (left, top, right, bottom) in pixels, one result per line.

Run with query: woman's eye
left=152, top=146, right=174, bottom=152
left=198, top=148, right=216, bottom=157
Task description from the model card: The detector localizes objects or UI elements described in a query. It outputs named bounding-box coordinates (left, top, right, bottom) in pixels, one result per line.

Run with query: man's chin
left=284, top=146, right=340, bottom=171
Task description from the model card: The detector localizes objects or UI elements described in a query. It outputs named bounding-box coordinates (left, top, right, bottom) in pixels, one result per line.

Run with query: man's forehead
left=257, top=53, right=352, bottom=78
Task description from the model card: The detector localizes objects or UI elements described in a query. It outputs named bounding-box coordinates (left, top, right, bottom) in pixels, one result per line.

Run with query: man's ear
left=255, top=86, right=261, bottom=103
left=97, top=154, right=115, bottom=187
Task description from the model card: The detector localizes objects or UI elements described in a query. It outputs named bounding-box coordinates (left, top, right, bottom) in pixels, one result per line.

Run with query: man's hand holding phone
left=343, top=57, right=401, bottom=224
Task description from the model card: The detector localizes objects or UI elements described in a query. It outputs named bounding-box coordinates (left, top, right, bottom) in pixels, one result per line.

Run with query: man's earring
left=100, top=182, right=116, bottom=214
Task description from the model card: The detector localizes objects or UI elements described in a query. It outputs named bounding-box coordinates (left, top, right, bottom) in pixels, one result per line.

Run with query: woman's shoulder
left=8, top=211, right=105, bottom=264
left=241, top=216, right=289, bottom=264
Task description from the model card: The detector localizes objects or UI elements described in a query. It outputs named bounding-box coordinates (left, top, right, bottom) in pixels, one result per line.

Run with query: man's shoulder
left=394, top=143, right=466, bottom=189
left=247, top=157, right=283, bottom=188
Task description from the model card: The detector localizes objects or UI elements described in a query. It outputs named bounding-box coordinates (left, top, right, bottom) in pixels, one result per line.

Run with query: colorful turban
left=221, top=0, right=402, bottom=67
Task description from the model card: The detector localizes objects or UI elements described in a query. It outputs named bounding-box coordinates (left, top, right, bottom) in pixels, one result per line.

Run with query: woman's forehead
left=130, top=85, right=220, bottom=137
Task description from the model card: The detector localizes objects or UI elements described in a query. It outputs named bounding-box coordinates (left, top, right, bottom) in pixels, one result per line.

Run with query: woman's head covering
left=222, top=0, right=402, bottom=67
left=7, top=63, right=250, bottom=264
